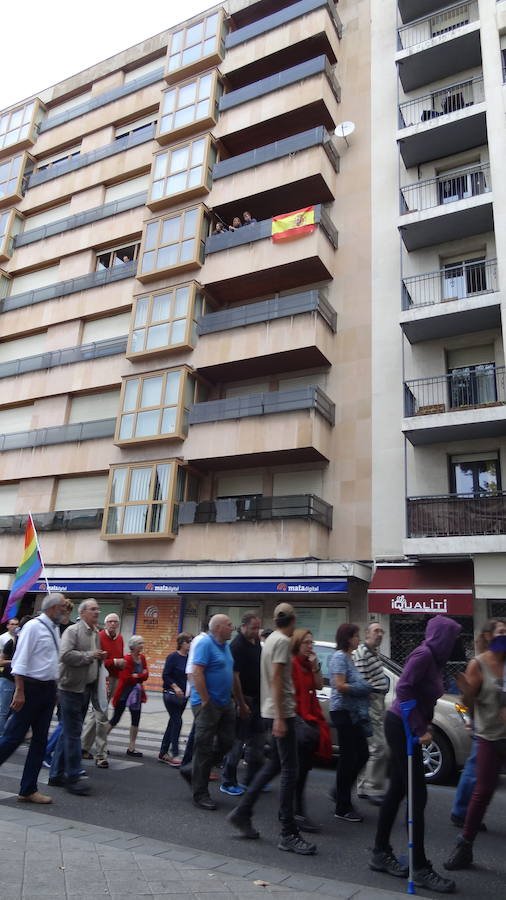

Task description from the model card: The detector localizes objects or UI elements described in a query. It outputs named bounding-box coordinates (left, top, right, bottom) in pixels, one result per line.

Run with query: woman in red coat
left=108, top=635, right=148, bottom=757
left=291, top=629, right=332, bottom=832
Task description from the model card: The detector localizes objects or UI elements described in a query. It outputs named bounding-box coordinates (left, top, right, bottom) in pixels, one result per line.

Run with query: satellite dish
left=334, top=121, right=356, bottom=146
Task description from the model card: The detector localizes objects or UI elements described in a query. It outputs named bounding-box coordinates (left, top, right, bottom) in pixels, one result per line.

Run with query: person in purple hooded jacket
left=370, top=615, right=461, bottom=895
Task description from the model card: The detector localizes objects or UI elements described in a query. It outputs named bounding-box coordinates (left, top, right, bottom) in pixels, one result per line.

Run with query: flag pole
left=28, top=512, right=50, bottom=594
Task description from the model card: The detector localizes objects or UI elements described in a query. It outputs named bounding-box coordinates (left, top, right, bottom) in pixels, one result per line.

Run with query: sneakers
left=413, top=864, right=456, bottom=893
left=294, top=814, right=321, bottom=833
left=335, top=809, right=363, bottom=823
left=167, top=756, right=182, bottom=767
left=444, top=837, right=473, bottom=871
left=370, top=849, right=408, bottom=878
left=278, top=833, right=317, bottom=855
left=227, top=808, right=260, bottom=839
left=220, top=784, right=245, bottom=796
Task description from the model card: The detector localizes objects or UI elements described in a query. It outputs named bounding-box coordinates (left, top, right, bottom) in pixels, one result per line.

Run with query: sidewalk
left=0, top=803, right=407, bottom=900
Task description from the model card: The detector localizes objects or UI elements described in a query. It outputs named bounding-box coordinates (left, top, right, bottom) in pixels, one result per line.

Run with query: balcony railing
left=398, top=75, right=484, bottom=128
left=0, top=509, right=103, bottom=534
left=178, top=494, right=333, bottom=528
left=189, top=385, right=335, bottom=426
left=0, top=418, right=115, bottom=452
left=225, top=0, right=342, bottom=48
left=402, top=258, right=498, bottom=309
left=400, top=162, right=490, bottom=214
left=397, top=1, right=479, bottom=51
left=198, top=289, right=337, bottom=335
left=0, top=335, right=127, bottom=380
left=407, top=492, right=506, bottom=537
left=1, top=260, right=137, bottom=314
left=404, top=365, right=506, bottom=416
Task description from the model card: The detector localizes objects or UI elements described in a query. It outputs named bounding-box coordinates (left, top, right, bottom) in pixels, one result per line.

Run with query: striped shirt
left=352, top=643, right=388, bottom=693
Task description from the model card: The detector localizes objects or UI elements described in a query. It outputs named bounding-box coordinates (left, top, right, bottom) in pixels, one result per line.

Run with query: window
left=157, top=72, right=220, bottom=144
left=102, top=460, right=197, bottom=539
left=442, top=258, right=487, bottom=300
left=9, top=264, right=60, bottom=295
left=0, top=404, right=33, bottom=434
left=128, top=282, right=204, bottom=357
left=449, top=363, right=497, bottom=409
left=0, top=210, right=23, bottom=262
left=437, top=167, right=489, bottom=205
left=115, top=366, right=197, bottom=445
left=68, top=391, right=120, bottom=424
left=55, top=475, right=108, bottom=510
left=24, top=201, right=72, bottom=231
left=103, top=174, right=149, bottom=203
left=81, top=313, right=130, bottom=344
left=0, top=331, right=47, bottom=363
left=0, top=482, right=19, bottom=515
left=149, top=136, right=215, bottom=209
left=138, top=206, right=207, bottom=282
left=166, top=11, right=225, bottom=81
left=36, top=144, right=80, bottom=172
left=0, top=100, right=43, bottom=156
left=450, top=455, right=501, bottom=495
left=0, top=154, right=29, bottom=208
left=123, top=57, right=164, bottom=84
left=115, top=114, right=157, bottom=140
left=95, top=242, right=140, bottom=270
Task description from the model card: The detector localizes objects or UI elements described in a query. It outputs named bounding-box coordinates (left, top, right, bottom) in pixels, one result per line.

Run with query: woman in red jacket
left=291, top=629, right=332, bottom=832
left=108, top=635, right=148, bottom=757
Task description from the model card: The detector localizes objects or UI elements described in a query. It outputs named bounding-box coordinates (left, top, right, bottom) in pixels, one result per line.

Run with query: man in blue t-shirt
left=182, top=614, right=235, bottom=809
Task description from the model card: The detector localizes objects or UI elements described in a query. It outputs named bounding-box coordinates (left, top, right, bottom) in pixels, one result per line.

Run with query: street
left=0, top=706, right=505, bottom=899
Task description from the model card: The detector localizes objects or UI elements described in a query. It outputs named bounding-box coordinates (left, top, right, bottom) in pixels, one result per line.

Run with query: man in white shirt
left=0, top=593, right=66, bottom=804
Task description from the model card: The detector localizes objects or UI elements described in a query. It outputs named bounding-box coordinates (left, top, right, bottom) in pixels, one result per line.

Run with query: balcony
left=1, top=260, right=137, bottom=314
left=0, top=509, right=103, bottom=534
left=0, top=418, right=115, bottom=453
left=399, top=162, right=493, bottom=251
left=178, top=493, right=332, bottom=528
left=400, top=258, right=500, bottom=342
left=398, top=75, right=486, bottom=167
left=0, top=335, right=127, bottom=380
left=407, top=492, right=506, bottom=537
left=189, top=385, right=335, bottom=427
left=396, top=2, right=481, bottom=92
left=403, top=366, right=506, bottom=444
left=398, top=1, right=453, bottom=22
left=198, top=289, right=336, bottom=335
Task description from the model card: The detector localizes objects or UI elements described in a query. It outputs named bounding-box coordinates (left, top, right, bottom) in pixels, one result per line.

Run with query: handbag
left=126, top=683, right=142, bottom=710
left=295, top=714, right=320, bottom=751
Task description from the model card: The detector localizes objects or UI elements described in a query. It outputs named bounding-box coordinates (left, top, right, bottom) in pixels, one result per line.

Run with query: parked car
left=313, top=641, right=471, bottom=784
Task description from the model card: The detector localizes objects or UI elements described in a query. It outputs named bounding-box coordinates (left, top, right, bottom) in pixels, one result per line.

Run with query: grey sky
left=1, top=0, right=216, bottom=111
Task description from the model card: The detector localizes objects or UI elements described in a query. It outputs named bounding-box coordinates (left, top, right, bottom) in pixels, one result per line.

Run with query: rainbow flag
left=271, top=207, right=315, bottom=242
left=2, top=515, right=43, bottom=623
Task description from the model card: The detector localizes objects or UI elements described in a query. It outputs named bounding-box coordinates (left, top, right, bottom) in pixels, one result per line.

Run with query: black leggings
left=109, top=702, right=140, bottom=728
left=331, top=709, right=369, bottom=815
left=374, top=711, right=428, bottom=869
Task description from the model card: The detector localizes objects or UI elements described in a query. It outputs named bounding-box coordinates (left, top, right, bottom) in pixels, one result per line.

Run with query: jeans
left=331, top=709, right=370, bottom=815
left=222, top=701, right=265, bottom=787
left=374, top=711, right=428, bottom=870
left=160, top=693, right=187, bottom=757
left=236, top=717, right=299, bottom=837
left=50, top=688, right=90, bottom=783
left=0, top=678, right=56, bottom=796
left=191, top=700, right=236, bottom=801
left=181, top=721, right=195, bottom=766
left=452, top=736, right=477, bottom=820
left=0, top=678, right=15, bottom=738
left=463, top=737, right=506, bottom=843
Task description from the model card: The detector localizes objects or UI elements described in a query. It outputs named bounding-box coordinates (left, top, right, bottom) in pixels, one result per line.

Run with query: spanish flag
left=271, top=207, right=315, bottom=242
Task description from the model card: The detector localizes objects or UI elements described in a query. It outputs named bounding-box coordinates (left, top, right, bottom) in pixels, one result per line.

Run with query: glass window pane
left=11, top=156, right=22, bottom=175
left=141, top=375, right=163, bottom=407
left=19, top=124, right=30, bottom=140
left=131, top=329, right=145, bottom=353
left=161, top=216, right=180, bottom=244
left=183, top=208, right=198, bottom=239
left=160, top=114, right=174, bottom=134
left=123, top=379, right=139, bottom=412
left=161, top=406, right=177, bottom=433
left=174, top=105, right=194, bottom=129
left=123, top=505, right=148, bottom=533
left=191, top=139, right=206, bottom=165
left=155, top=464, right=170, bottom=499
left=141, top=250, right=156, bottom=273
left=184, top=374, right=195, bottom=407
left=187, top=165, right=203, bottom=187
left=174, top=286, right=190, bottom=316
left=179, top=82, right=197, bottom=107
left=170, top=146, right=189, bottom=173
left=151, top=180, right=164, bottom=201
left=119, top=413, right=134, bottom=440
left=134, top=297, right=149, bottom=327
left=146, top=323, right=170, bottom=349
left=454, top=464, right=474, bottom=494
left=129, top=468, right=151, bottom=501
left=156, top=244, right=178, bottom=269
left=0, top=161, right=9, bottom=180
left=110, top=467, right=127, bottom=503
left=23, top=103, right=34, bottom=123
left=106, top=506, right=121, bottom=533
left=10, top=109, right=23, bottom=129
left=168, top=54, right=180, bottom=72
left=150, top=503, right=167, bottom=532
left=478, top=461, right=498, bottom=493
left=153, top=154, right=167, bottom=180
left=180, top=238, right=195, bottom=261
left=135, top=409, right=160, bottom=437
left=162, top=90, right=176, bottom=114
left=186, top=21, right=203, bottom=45
left=205, top=13, right=218, bottom=37
left=165, top=371, right=181, bottom=404
left=198, top=74, right=212, bottom=99
left=144, top=222, right=158, bottom=251
left=196, top=100, right=210, bottom=120
left=171, top=30, right=183, bottom=53
left=194, top=292, right=203, bottom=318
left=152, top=293, right=171, bottom=321
left=171, top=318, right=187, bottom=344
left=167, top=172, right=187, bottom=195
left=203, top=37, right=215, bottom=55
left=182, top=44, right=201, bottom=65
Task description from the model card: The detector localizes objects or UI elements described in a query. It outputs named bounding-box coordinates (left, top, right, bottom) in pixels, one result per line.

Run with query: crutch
left=400, top=700, right=419, bottom=896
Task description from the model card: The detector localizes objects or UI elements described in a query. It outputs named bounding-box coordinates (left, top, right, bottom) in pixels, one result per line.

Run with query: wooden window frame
left=101, top=459, right=198, bottom=540
left=137, top=205, right=208, bottom=283
left=114, top=364, right=198, bottom=446
left=157, top=71, right=221, bottom=145
left=0, top=209, right=24, bottom=263
left=0, top=100, right=45, bottom=159
left=95, top=241, right=140, bottom=271
left=148, top=135, right=216, bottom=211
left=0, top=153, right=32, bottom=210
left=165, top=9, right=226, bottom=83
left=127, top=281, right=205, bottom=359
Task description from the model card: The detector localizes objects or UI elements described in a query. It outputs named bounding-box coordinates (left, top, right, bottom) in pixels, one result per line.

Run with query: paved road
left=0, top=718, right=505, bottom=899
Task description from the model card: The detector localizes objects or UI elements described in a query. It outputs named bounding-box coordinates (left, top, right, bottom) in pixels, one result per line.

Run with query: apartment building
left=0, top=0, right=374, bottom=685
left=371, top=0, right=506, bottom=663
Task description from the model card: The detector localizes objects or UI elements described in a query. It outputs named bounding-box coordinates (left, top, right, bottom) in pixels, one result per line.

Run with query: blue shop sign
left=33, top=579, right=347, bottom=595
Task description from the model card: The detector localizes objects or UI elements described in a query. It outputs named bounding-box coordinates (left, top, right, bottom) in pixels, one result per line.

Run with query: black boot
left=444, top=837, right=473, bottom=870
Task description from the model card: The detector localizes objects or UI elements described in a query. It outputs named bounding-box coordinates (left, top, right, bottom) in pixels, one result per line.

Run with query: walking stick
left=400, top=700, right=419, bottom=896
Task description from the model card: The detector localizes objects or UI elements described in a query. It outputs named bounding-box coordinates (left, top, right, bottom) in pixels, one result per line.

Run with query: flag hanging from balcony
left=271, top=207, right=315, bottom=242
left=2, top=514, right=44, bottom=623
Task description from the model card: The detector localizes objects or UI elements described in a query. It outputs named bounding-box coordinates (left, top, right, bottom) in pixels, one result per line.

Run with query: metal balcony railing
left=400, top=162, right=490, bottom=214
left=404, top=365, right=506, bottom=416
left=189, top=385, right=335, bottom=426
left=178, top=494, right=333, bottom=528
left=407, top=492, right=506, bottom=537
left=402, top=257, right=498, bottom=309
left=0, top=335, right=127, bottom=380
left=397, top=1, right=479, bottom=51
left=398, top=75, right=484, bottom=128
left=0, top=509, right=103, bottom=534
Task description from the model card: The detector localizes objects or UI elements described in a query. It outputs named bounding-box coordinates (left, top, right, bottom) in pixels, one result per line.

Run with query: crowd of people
left=213, top=210, right=257, bottom=234
left=0, top=594, right=505, bottom=895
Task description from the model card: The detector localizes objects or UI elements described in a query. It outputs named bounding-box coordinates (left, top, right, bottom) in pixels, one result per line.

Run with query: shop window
left=0, top=153, right=31, bottom=209
left=149, top=136, right=216, bottom=210
left=450, top=455, right=501, bottom=495
left=96, top=242, right=140, bottom=270
left=0, top=100, right=45, bottom=157
left=127, top=282, right=205, bottom=358
left=165, top=10, right=226, bottom=82
left=137, top=206, right=207, bottom=282
left=0, top=209, right=23, bottom=263
left=102, top=460, right=198, bottom=539
left=115, top=365, right=198, bottom=445
left=157, top=72, right=221, bottom=144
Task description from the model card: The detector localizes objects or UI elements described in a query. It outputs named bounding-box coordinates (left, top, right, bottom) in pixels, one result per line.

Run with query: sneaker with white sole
left=278, top=833, right=317, bottom=855
left=220, top=784, right=245, bottom=796
left=335, top=809, right=363, bottom=823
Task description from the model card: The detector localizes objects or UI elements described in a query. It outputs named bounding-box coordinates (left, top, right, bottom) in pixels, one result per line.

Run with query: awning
left=368, top=563, right=473, bottom=616
left=32, top=578, right=348, bottom=595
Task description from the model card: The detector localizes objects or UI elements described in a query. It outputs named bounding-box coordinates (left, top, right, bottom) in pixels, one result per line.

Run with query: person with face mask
left=0, top=593, right=66, bottom=803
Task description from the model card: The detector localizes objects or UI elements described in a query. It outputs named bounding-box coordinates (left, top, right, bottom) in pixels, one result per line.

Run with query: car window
left=313, top=644, right=336, bottom=685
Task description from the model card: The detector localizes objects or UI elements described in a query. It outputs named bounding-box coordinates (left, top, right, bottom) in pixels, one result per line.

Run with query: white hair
left=41, top=593, right=65, bottom=611
left=128, top=634, right=144, bottom=650
left=104, top=613, right=120, bottom=624
left=78, top=599, right=97, bottom=615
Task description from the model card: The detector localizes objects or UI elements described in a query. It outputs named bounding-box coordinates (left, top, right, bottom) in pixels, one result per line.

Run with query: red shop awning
left=368, top=563, right=474, bottom=616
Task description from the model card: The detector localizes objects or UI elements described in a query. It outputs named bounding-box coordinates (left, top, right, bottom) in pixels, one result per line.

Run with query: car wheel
left=423, top=728, right=454, bottom=784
